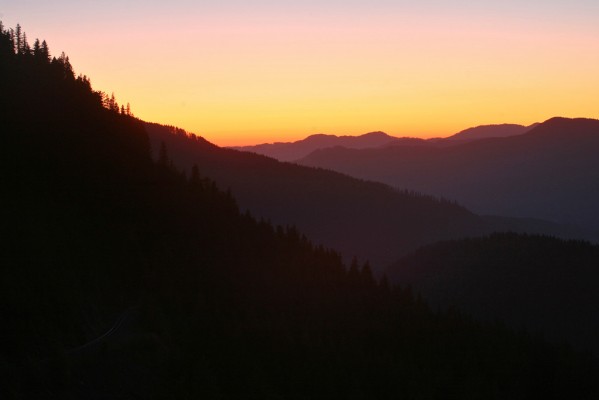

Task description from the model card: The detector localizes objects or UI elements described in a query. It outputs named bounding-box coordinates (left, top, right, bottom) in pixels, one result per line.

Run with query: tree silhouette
left=13, top=23, right=22, bottom=54
left=41, top=40, right=50, bottom=61
left=3, top=21, right=599, bottom=399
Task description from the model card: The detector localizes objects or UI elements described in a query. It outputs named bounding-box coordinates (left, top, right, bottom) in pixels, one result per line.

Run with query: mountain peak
left=525, top=117, right=599, bottom=138
left=448, top=123, right=532, bottom=141
left=540, top=116, right=599, bottom=127
left=231, top=131, right=397, bottom=161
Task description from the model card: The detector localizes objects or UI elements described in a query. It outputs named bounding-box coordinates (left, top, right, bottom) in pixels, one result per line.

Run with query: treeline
left=2, top=23, right=599, bottom=399
left=0, top=22, right=132, bottom=116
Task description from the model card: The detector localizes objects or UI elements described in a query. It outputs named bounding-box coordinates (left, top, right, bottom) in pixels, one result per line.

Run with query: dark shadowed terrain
left=388, top=233, right=599, bottom=354
left=3, top=22, right=599, bottom=399
left=146, top=123, right=591, bottom=271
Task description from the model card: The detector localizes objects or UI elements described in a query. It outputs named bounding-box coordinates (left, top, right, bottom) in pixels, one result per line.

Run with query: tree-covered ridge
left=2, top=23, right=599, bottom=399
left=0, top=21, right=132, bottom=117
left=389, top=233, right=599, bottom=354
left=144, top=120, right=589, bottom=273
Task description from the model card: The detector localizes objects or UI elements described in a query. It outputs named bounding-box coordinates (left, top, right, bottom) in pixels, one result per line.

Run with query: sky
left=2, top=1, right=598, bottom=146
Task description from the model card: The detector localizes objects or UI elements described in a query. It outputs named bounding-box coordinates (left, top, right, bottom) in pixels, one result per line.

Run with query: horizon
left=6, top=9, right=599, bottom=397
left=2, top=0, right=598, bottom=146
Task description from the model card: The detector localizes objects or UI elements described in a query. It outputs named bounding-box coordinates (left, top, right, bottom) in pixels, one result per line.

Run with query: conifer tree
left=0, top=21, right=13, bottom=57
left=14, top=24, right=22, bottom=54
left=40, top=40, right=50, bottom=61
left=21, top=32, right=30, bottom=56
left=33, top=38, right=41, bottom=55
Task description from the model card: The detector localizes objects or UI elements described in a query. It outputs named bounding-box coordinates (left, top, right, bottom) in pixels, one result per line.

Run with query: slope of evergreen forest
left=2, top=23, right=599, bottom=399
left=144, top=122, right=584, bottom=272
left=388, top=233, right=599, bottom=354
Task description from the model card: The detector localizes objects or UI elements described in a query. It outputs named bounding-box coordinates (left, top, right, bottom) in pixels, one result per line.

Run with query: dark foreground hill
left=388, top=233, right=599, bottom=354
left=3, top=23, right=599, bottom=399
left=145, top=123, right=588, bottom=272
left=298, top=117, right=599, bottom=233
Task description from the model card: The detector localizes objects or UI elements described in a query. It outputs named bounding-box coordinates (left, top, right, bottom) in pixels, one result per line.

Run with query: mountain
left=231, top=123, right=536, bottom=162
left=145, top=123, right=588, bottom=272
left=445, top=123, right=536, bottom=141
left=231, top=131, right=398, bottom=161
left=5, top=23, right=599, bottom=398
left=298, top=117, right=599, bottom=233
left=388, top=233, right=599, bottom=354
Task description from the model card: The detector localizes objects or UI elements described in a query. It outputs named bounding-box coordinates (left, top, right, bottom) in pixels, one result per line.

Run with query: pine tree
left=21, top=32, right=31, bottom=56
left=0, top=21, right=14, bottom=57
left=33, top=38, right=41, bottom=55
left=14, top=24, right=22, bottom=54
left=110, top=93, right=118, bottom=112
left=41, top=40, right=50, bottom=61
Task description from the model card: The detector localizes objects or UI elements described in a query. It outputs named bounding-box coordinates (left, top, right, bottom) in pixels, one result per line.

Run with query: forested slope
left=2, top=23, right=598, bottom=399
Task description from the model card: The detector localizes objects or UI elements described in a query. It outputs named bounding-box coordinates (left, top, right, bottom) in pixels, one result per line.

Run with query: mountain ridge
left=231, top=122, right=540, bottom=161
left=446, top=123, right=537, bottom=141
left=231, top=130, right=398, bottom=161
left=388, top=232, right=599, bottom=354
left=5, top=22, right=599, bottom=398
left=146, top=122, right=594, bottom=271
left=297, top=117, right=599, bottom=232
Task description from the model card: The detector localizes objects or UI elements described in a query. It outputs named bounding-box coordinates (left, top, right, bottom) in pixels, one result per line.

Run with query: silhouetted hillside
left=3, top=23, right=599, bottom=399
left=298, top=117, right=599, bottom=234
left=388, top=233, right=599, bottom=354
left=148, top=123, right=492, bottom=270
left=146, top=123, right=585, bottom=271
left=231, top=131, right=398, bottom=161
left=231, top=123, right=536, bottom=162
left=148, top=122, right=594, bottom=270
left=446, top=123, right=536, bottom=141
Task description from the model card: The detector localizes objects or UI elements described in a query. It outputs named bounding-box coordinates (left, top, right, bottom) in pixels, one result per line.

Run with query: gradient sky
left=2, top=1, right=598, bottom=145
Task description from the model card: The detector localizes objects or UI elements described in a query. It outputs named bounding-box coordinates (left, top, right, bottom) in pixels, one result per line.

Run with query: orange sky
left=2, top=1, right=598, bottom=145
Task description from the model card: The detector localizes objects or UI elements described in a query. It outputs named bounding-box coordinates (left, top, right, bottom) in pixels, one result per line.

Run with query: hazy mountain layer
left=146, top=123, right=588, bottom=271
left=298, top=117, right=599, bottom=233
left=231, top=131, right=398, bottom=161
left=231, top=123, right=536, bottom=162
left=6, top=23, right=599, bottom=398
left=445, top=123, right=536, bottom=141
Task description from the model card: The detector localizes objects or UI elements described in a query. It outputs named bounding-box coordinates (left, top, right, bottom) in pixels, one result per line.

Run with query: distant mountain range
left=146, top=122, right=591, bottom=272
left=297, top=117, right=599, bottom=232
left=230, top=123, right=537, bottom=161
left=444, top=123, right=538, bottom=142
left=230, top=131, right=398, bottom=162
left=7, top=22, right=599, bottom=397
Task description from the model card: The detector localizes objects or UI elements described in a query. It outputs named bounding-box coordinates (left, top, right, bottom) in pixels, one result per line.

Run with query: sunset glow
left=3, top=1, right=598, bottom=145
